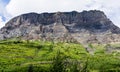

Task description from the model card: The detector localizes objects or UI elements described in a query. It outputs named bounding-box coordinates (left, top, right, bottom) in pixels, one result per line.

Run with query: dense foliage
left=0, top=39, right=120, bottom=72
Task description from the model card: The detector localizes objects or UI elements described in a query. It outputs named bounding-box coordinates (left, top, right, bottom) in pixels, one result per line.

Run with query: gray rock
left=0, top=10, right=120, bottom=44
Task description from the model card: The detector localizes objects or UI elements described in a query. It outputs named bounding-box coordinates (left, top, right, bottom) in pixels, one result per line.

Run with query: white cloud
left=0, top=0, right=11, bottom=29
left=5, top=0, right=120, bottom=27
left=6, top=0, right=92, bottom=16
left=0, top=16, right=6, bottom=28
left=0, top=0, right=11, bottom=20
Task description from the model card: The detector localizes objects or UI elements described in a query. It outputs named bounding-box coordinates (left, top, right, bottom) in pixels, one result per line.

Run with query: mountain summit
left=0, top=10, right=120, bottom=44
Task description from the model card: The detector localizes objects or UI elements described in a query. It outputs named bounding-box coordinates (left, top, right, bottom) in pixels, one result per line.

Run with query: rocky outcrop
left=0, top=10, right=120, bottom=44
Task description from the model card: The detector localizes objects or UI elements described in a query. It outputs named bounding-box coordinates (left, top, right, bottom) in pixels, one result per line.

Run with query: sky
left=0, top=0, right=120, bottom=29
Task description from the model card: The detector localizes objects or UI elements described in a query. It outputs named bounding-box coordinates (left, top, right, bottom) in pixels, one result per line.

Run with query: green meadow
left=0, top=39, right=120, bottom=72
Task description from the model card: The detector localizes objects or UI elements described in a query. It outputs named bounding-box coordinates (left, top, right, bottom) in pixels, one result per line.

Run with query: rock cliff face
left=0, top=10, right=120, bottom=44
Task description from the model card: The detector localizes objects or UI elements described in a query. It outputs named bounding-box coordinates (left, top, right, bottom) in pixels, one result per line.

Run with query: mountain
left=0, top=10, right=120, bottom=44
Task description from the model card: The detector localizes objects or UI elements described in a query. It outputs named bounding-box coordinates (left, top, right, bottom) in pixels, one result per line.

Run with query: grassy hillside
left=0, top=39, right=120, bottom=72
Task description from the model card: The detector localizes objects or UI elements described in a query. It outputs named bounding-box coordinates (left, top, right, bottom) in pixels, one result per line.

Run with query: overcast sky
left=0, top=0, right=120, bottom=28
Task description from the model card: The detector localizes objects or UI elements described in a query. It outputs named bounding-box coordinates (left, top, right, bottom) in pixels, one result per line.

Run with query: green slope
left=0, top=39, right=120, bottom=72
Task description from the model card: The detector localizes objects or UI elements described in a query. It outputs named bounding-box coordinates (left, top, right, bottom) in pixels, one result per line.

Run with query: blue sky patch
left=0, top=0, right=10, bottom=22
left=0, top=0, right=10, bottom=5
